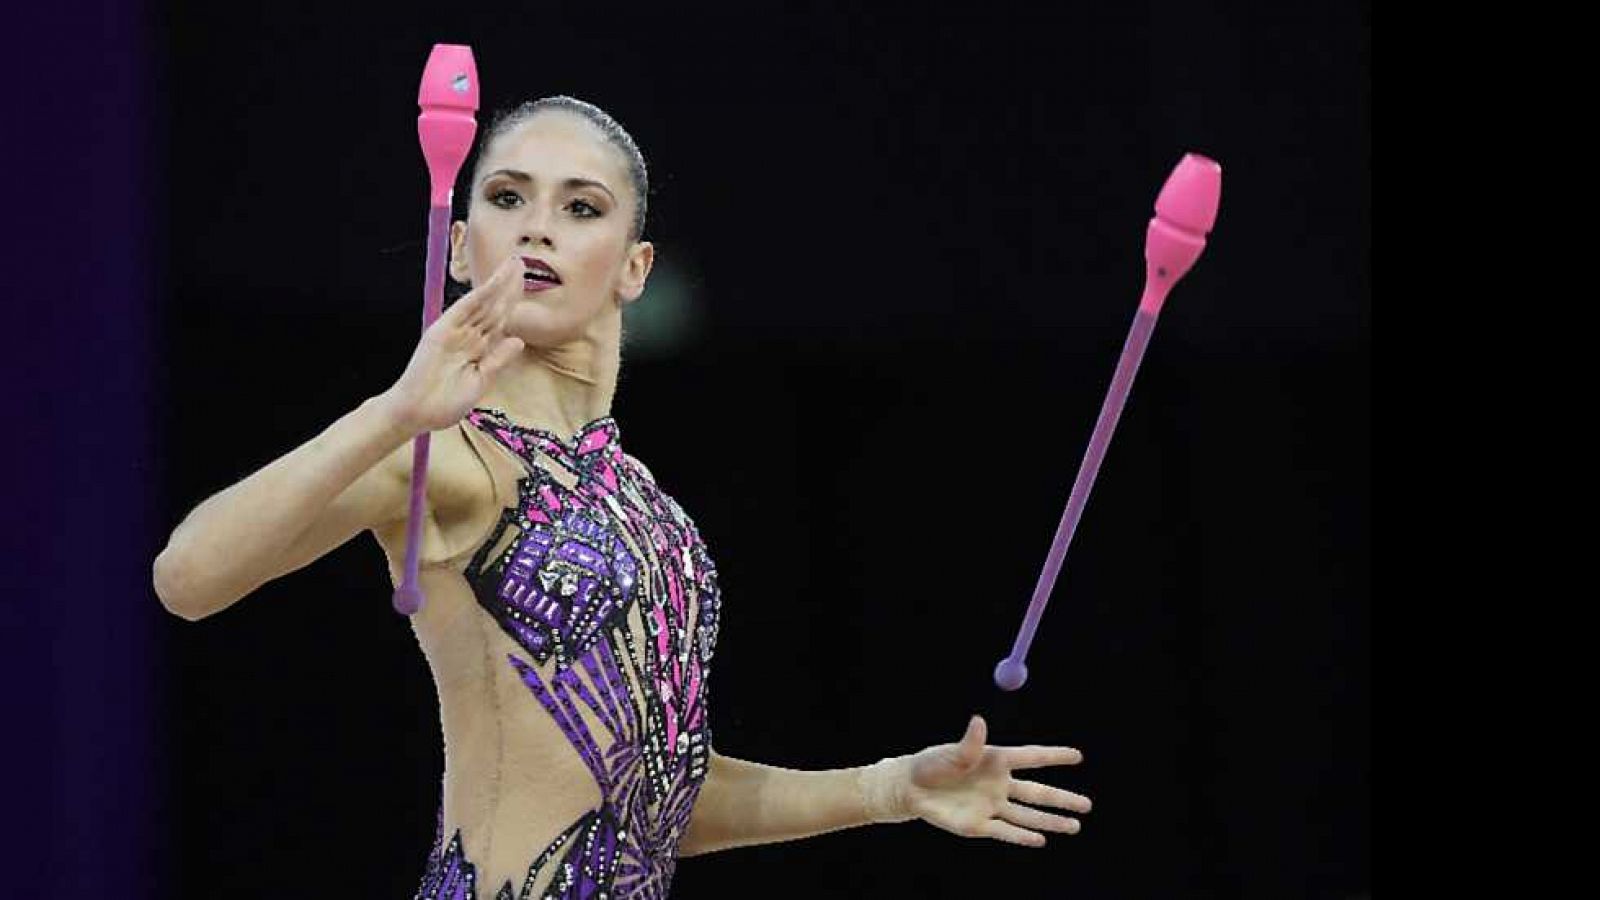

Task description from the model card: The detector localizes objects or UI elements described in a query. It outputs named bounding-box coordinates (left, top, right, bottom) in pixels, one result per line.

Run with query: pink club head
left=417, top=44, right=480, bottom=207
left=1142, top=153, right=1222, bottom=313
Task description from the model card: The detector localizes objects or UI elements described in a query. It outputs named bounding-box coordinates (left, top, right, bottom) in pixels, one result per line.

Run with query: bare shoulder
left=383, top=421, right=485, bottom=502
left=427, top=422, right=498, bottom=517
left=371, top=422, right=495, bottom=552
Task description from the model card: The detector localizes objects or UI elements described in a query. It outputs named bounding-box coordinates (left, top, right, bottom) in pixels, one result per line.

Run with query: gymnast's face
left=449, top=112, right=652, bottom=347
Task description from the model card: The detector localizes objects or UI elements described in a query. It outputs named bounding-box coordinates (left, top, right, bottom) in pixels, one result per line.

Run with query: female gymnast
left=153, top=96, right=1092, bottom=899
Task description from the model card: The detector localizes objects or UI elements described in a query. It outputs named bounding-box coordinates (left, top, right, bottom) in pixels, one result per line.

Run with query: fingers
left=479, top=255, right=524, bottom=322
left=977, top=799, right=1086, bottom=849
left=1002, top=800, right=1081, bottom=836
left=1003, top=745, right=1083, bottom=770
left=1010, top=778, right=1093, bottom=814
left=456, top=255, right=523, bottom=329
left=979, top=818, right=1049, bottom=848
left=954, top=715, right=987, bottom=768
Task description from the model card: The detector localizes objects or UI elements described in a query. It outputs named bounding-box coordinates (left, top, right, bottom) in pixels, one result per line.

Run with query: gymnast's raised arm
left=152, top=254, right=527, bottom=620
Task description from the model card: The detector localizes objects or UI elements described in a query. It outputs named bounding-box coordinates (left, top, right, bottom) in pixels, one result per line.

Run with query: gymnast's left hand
left=895, top=715, right=1091, bottom=847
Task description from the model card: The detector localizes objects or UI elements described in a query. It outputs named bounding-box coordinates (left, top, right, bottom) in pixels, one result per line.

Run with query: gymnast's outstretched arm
left=677, top=750, right=883, bottom=857
left=678, top=716, right=1090, bottom=856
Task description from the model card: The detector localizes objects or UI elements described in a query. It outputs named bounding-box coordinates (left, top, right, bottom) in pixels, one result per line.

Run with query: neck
left=480, top=308, right=621, bottom=440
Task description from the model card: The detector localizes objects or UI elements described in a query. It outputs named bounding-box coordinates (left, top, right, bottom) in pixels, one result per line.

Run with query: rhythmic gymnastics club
left=392, top=44, right=480, bottom=616
left=994, top=153, right=1222, bottom=690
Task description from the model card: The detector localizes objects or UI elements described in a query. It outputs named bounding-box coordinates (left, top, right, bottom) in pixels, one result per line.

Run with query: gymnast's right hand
left=380, top=254, right=527, bottom=436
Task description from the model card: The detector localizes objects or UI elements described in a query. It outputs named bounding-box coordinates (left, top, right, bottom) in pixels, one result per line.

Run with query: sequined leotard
left=408, top=408, right=721, bottom=900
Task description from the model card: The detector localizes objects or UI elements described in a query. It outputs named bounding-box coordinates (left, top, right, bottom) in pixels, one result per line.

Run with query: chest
left=389, top=422, right=722, bottom=660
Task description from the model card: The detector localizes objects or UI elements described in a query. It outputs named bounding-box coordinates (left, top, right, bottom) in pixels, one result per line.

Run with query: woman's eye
left=568, top=199, right=601, bottom=218
left=490, top=189, right=522, bottom=208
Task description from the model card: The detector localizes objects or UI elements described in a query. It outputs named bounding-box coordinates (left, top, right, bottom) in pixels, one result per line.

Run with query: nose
left=518, top=204, right=556, bottom=249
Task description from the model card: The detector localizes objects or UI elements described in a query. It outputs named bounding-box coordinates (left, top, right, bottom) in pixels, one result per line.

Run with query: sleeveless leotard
left=411, top=408, right=722, bottom=900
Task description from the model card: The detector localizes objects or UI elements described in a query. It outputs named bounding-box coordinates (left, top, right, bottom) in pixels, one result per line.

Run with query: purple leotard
left=413, top=408, right=722, bottom=900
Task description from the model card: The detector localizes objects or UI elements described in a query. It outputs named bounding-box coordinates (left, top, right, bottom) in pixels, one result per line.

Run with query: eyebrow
left=480, top=168, right=617, bottom=203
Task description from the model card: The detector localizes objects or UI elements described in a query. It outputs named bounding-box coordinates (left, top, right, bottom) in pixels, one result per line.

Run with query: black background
left=152, top=3, right=1367, bottom=897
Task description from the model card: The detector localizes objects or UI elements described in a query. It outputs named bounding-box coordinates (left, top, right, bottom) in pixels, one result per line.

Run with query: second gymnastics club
left=392, top=44, right=480, bottom=616
left=993, top=153, right=1222, bottom=690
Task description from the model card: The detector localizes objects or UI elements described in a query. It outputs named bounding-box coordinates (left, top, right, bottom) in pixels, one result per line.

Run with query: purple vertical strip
left=1005, top=307, right=1160, bottom=668
left=394, top=204, right=454, bottom=615
left=1, top=0, right=161, bottom=895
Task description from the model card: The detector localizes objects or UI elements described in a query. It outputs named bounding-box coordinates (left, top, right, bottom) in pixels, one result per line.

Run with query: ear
left=448, top=220, right=471, bottom=284
left=617, top=240, right=655, bottom=305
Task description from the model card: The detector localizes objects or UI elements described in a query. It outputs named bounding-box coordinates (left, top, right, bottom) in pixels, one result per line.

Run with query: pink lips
left=521, top=256, right=561, bottom=292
